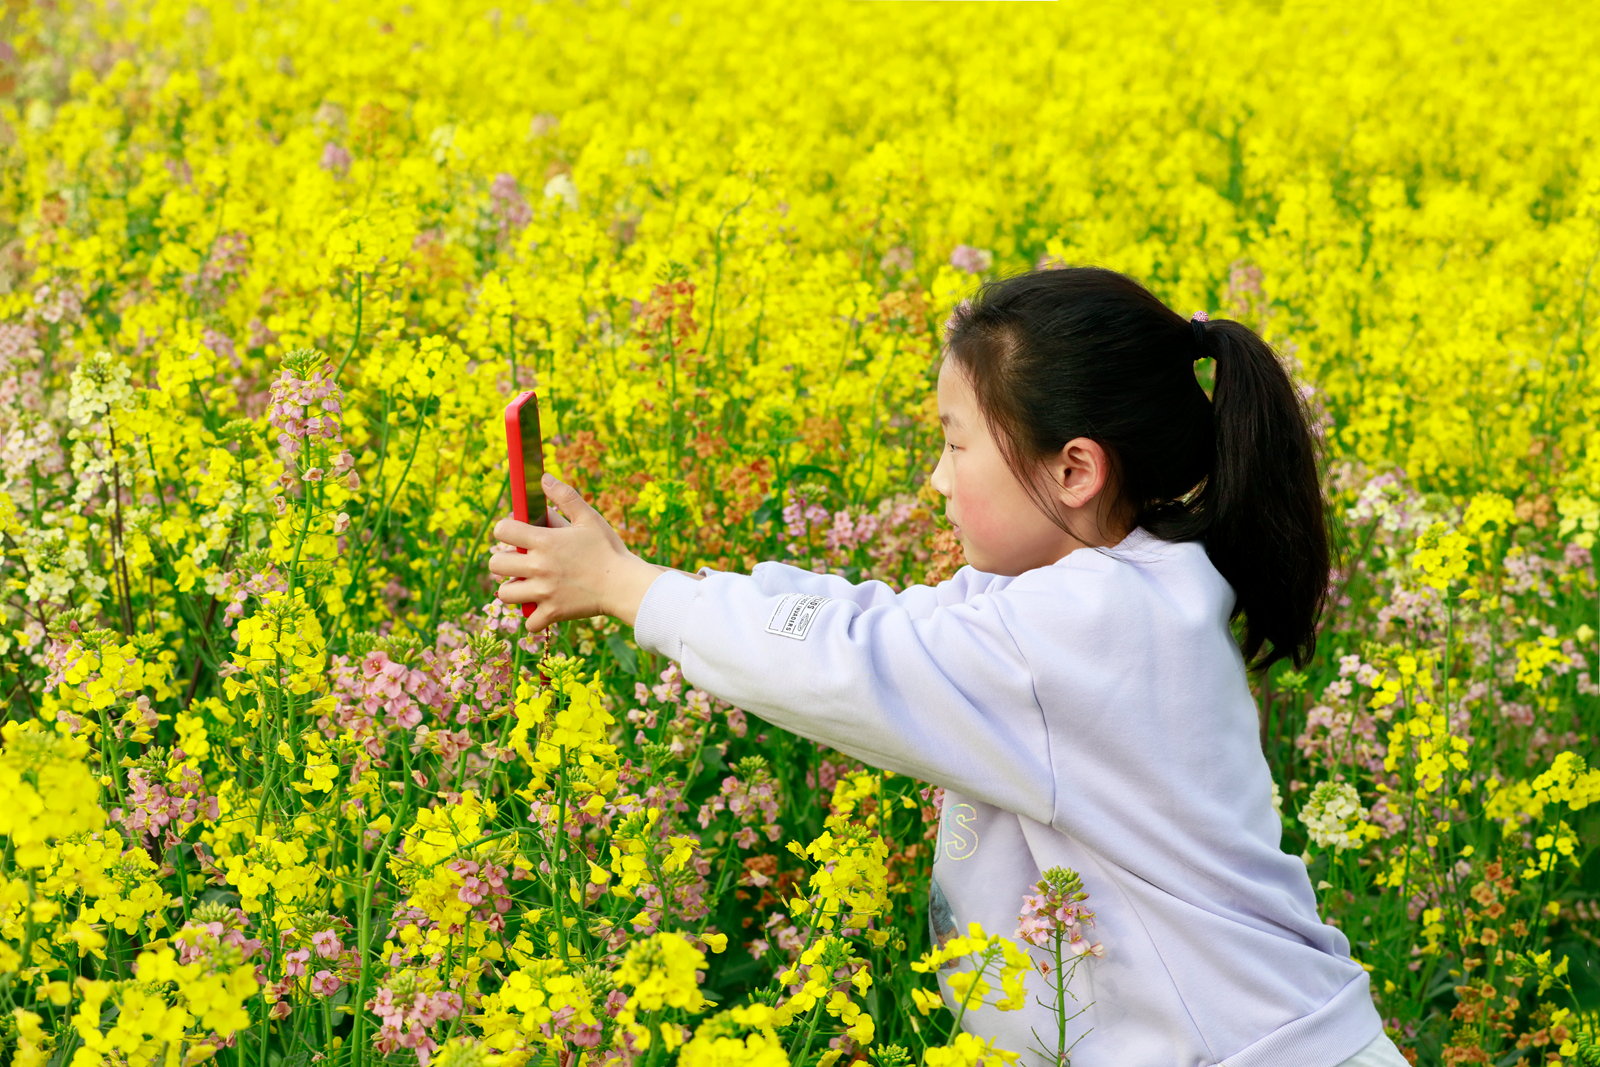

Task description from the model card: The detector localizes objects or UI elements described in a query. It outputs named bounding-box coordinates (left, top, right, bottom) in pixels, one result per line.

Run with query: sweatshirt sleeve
left=632, top=569, right=1055, bottom=822
left=746, top=561, right=1006, bottom=621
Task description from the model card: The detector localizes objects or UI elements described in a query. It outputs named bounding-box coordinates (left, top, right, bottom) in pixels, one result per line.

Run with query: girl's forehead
left=936, top=362, right=977, bottom=428
left=936, top=358, right=964, bottom=390
left=937, top=359, right=974, bottom=399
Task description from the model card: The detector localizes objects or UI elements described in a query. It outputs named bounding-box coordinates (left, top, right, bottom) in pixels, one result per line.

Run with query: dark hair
left=942, top=266, right=1329, bottom=671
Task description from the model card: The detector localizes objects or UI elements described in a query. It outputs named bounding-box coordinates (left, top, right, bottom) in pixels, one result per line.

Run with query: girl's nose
left=929, top=449, right=952, bottom=498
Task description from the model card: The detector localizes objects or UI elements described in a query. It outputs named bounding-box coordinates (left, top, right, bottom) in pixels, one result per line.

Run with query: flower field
left=3, top=0, right=1600, bottom=1064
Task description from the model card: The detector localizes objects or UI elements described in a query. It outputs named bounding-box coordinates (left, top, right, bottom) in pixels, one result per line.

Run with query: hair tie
left=1190, top=310, right=1209, bottom=357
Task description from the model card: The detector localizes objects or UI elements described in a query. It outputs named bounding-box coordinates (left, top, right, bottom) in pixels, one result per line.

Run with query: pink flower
left=1016, top=867, right=1103, bottom=960
left=490, top=172, right=532, bottom=230
left=311, top=930, right=342, bottom=958
left=311, top=970, right=343, bottom=996
left=651, top=664, right=684, bottom=704
left=949, top=244, right=993, bottom=274
left=268, top=358, right=346, bottom=482
left=320, top=142, right=352, bottom=175
left=880, top=245, right=914, bottom=273
left=284, top=948, right=311, bottom=977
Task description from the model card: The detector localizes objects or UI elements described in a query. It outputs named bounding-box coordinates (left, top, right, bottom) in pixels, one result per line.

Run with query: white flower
left=543, top=172, right=579, bottom=211
left=1300, top=781, right=1369, bottom=851
left=67, top=351, right=136, bottom=428
left=21, top=525, right=105, bottom=603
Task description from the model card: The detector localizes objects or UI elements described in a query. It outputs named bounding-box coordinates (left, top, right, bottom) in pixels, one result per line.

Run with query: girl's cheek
left=952, top=482, right=995, bottom=538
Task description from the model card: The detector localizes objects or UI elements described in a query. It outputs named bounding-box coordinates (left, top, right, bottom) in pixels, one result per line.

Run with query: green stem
left=355, top=404, right=427, bottom=583
left=335, top=272, right=365, bottom=381
left=348, top=813, right=406, bottom=1067
left=947, top=941, right=999, bottom=1041
left=1055, top=931, right=1068, bottom=1059
left=791, top=994, right=830, bottom=1067
left=287, top=492, right=316, bottom=594
left=552, top=746, right=571, bottom=961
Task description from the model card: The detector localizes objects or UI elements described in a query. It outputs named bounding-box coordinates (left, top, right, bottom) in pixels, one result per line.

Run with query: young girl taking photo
left=489, top=267, right=1408, bottom=1067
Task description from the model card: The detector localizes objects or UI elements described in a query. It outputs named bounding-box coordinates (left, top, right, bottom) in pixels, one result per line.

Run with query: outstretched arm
left=489, top=474, right=1054, bottom=817
left=632, top=569, right=1055, bottom=820
left=745, top=560, right=1002, bottom=619
left=490, top=474, right=994, bottom=628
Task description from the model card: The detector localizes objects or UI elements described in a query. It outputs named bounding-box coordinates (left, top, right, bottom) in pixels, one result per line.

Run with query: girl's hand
left=489, top=474, right=665, bottom=631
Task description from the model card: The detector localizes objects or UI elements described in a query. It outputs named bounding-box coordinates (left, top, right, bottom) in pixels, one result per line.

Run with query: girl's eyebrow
left=940, top=412, right=959, bottom=428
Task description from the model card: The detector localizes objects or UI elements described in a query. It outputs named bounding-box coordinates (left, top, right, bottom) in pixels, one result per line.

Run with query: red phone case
left=505, top=390, right=548, bottom=618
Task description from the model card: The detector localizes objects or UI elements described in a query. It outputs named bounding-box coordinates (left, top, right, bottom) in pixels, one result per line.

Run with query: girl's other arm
left=635, top=567, right=1055, bottom=823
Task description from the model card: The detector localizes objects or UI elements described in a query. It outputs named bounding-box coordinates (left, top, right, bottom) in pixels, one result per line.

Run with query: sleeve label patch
left=766, top=594, right=828, bottom=641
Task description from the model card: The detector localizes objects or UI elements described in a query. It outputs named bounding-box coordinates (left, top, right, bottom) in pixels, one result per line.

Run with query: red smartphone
left=504, top=390, right=549, bottom=618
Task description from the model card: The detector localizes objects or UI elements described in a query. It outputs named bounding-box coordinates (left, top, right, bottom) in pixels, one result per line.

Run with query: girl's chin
left=958, top=541, right=994, bottom=572
left=960, top=543, right=1035, bottom=577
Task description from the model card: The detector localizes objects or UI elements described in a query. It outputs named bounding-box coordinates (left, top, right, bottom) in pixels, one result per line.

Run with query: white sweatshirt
left=632, top=527, right=1382, bottom=1067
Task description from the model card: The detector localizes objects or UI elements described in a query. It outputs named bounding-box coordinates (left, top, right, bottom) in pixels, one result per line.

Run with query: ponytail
left=1164, top=320, right=1329, bottom=669
left=944, top=266, right=1330, bottom=671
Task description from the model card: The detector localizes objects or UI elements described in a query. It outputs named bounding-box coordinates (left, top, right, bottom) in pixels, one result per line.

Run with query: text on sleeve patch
left=765, top=594, right=829, bottom=640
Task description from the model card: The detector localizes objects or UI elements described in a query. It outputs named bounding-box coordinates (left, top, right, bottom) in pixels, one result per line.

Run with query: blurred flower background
left=1, top=1, right=1599, bottom=1064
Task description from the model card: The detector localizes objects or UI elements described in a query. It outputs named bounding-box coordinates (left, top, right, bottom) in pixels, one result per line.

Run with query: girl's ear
left=1049, top=437, right=1111, bottom=510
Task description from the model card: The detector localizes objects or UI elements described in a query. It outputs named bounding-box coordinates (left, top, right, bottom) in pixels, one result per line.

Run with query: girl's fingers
left=488, top=548, right=542, bottom=578
left=493, top=517, right=550, bottom=550
left=523, top=599, right=565, bottom=633
left=489, top=480, right=615, bottom=623
left=542, top=474, right=602, bottom=526
left=495, top=577, right=540, bottom=604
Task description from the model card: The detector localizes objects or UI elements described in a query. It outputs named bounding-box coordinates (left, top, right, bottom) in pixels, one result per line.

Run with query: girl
left=489, top=267, right=1408, bottom=1067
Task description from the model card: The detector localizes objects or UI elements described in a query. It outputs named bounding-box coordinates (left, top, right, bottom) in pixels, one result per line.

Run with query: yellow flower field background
left=2, top=1, right=1599, bottom=1064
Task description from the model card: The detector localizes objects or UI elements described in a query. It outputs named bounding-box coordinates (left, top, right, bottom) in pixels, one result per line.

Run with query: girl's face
left=929, top=359, right=1122, bottom=576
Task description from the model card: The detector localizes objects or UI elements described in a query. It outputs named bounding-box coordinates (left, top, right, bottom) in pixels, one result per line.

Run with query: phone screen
left=514, top=397, right=547, bottom=525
